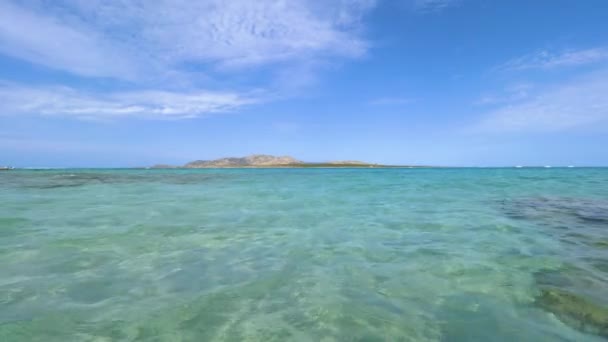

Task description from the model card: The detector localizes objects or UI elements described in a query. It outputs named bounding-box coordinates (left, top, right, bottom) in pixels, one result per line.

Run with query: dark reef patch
left=499, top=196, right=608, bottom=261
left=500, top=196, right=608, bottom=224
left=10, top=172, right=237, bottom=189
left=503, top=196, right=608, bottom=338
left=533, top=266, right=608, bottom=338
left=535, top=288, right=608, bottom=338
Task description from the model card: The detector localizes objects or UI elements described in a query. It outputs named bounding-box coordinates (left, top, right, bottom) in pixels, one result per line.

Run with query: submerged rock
left=593, top=240, right=608, bottom=248
left=536, top=288, right=608, bottom=338
left=501, top=196, right=608, bottom=223
left=532, top=267, right=604, bottom=291
left=500, top=196, right=608, bottom=257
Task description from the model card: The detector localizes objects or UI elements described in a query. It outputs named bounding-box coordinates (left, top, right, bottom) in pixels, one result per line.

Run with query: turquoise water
left=0, top=168, right=607, bottom=341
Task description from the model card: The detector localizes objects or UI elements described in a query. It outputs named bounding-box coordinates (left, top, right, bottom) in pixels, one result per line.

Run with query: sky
left=1, top=0, right=607, bottom=167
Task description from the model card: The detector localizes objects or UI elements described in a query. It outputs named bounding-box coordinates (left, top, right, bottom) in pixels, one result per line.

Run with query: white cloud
left=0, top=0, right=376, bottom=80
left=0, top=1, right=139, bottom=80
left=0, top=83, right=257, bottom=119
left=476, top=71, right=608, bottom=132
left=0, top=0, right=381, bottom=121
left=499, top=47, right=608, bottom=71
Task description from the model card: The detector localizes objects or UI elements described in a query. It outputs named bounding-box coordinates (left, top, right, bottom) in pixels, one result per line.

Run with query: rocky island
left=153, top=154, right=408, bottom=168
left=185, top=155, right=302, bottom=168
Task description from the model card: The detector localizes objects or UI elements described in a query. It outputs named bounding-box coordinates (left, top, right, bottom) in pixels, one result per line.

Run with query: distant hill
left=184, top=154, right=302, bottom=168
left=155, top=154, right=410, bottom=168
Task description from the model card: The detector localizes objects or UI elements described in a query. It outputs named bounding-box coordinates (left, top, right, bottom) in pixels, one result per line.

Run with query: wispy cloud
left=413, top=0, right=460, bottom=12
left=0, top=0, right=376, bottom=81
left=474, top=83, right=534, bottom=106
left=498, top=47, right=608, bottom=72
left=0, top=1, right=139, bottom=80
left=0, top=83, right=257, bottom=119
left=0, top=0, right=379, bottom=121
left=476, top=71, right=608, bottom=132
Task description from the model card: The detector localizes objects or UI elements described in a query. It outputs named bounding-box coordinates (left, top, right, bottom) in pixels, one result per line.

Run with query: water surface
left=1, top=168, right=607, bottom=341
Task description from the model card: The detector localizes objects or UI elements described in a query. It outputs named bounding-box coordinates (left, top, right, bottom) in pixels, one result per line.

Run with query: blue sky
left=1, top=0, right=607, bottom=167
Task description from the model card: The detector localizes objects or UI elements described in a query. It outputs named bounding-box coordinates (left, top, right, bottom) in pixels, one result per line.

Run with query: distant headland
left=151, top=154, right=418, bottom=168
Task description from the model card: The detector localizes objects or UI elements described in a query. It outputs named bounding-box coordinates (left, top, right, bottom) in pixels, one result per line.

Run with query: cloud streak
left=413, top=0, right=460, bottom=12
left=476, top=71, right=608, bottom=132
left=0, top=83, right=257, bottom=119
left=0, top=0, right=376, bottom=81
left=499, top=47, right=608, bottom=72
left=0, top=1, right=381, bottom=120
left=0, top=1, right=138, bottom=80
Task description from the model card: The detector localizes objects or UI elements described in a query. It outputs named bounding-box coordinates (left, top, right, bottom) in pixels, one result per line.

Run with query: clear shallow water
left=0, top=168, right=607, bottom=341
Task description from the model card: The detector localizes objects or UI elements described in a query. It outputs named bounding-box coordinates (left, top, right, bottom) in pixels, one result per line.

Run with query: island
left=152, top=154, right=422, bottom=168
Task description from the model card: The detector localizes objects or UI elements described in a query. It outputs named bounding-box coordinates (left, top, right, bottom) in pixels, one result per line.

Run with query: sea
left=0, top=168, right=607, bottom=341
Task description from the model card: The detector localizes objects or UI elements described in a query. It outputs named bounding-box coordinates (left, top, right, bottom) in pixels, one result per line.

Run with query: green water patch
left=120, top=287, right=294, bottom=341
left=593, top=240, right=608, bottom=248
left=437, top=293, right=557, bottom=341
left=0, top=315, right=81, bottom=342
left=128, top=223, right=202, bottom=238
left=123, top=249, right=421, bottom=340
left=535, top=267, right=581, bottom=289
left=0, top=277, right=259, bottom=340
left=117, top=256, right=304, bottom=341
left=66, top=278, right=129, bottom=305
left=584, top=257, right=608, bottom=274
left=45, top=251, right=116, bottom=275
left=535, top=288, right=608, bottom=338
left=46, top=230, right=172, bottom=258
left=533, top=265, right=608, bottom=339
left=0, top=217, right=32, bottom=237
